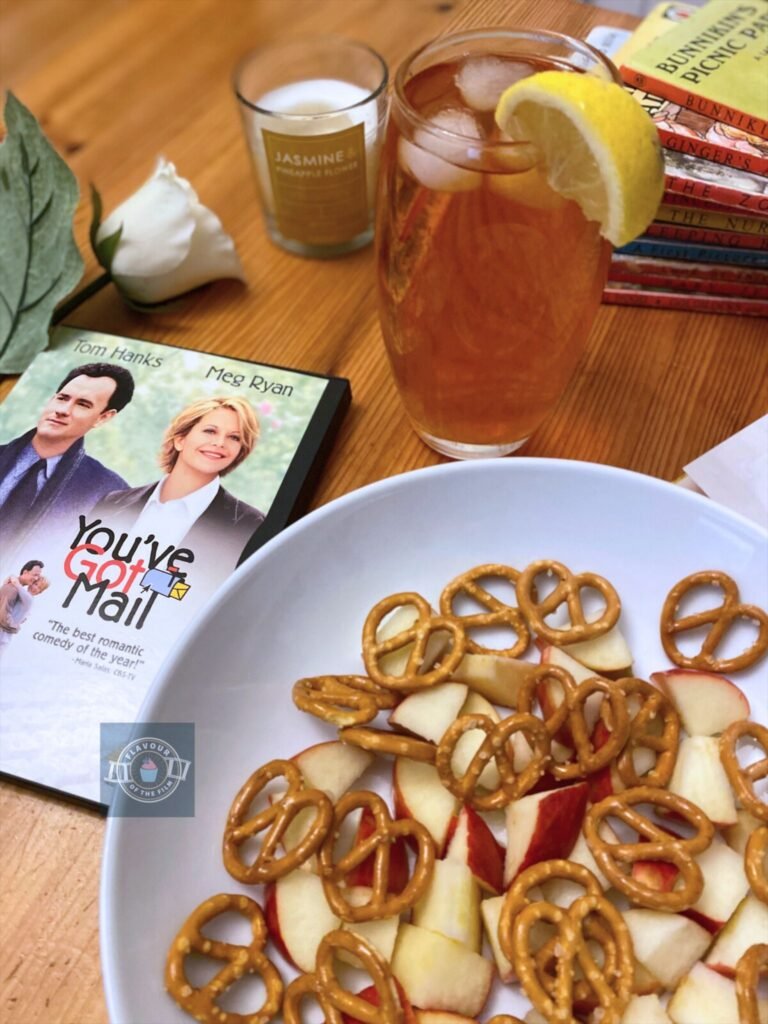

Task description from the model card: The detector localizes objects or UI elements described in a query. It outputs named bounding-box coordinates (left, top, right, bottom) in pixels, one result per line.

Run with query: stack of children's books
left=588, top=0, right=768, bottom=316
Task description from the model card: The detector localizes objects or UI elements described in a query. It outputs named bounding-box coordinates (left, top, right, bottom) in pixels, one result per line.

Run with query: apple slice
left=389, top=682, right=469, bottom=743
left=623, top=909, right=711, bottom=991
left=561, top=621, right=633, bottom=677
left=724, top=808, right=763, bottom=856
left=667, top=962, right=742, bottom=1024
left=586, top=718, right=624, bottom=804
left=652, top=669, right=750, bottom=737
left=667, top=735, right=737, bottom=828
left=537, top=645, right=607, bottom=744
left=377, top=603, right=448, bottom=678
left=705, top=893, right=768, bottom=978
left=346, top=804, right=409, bottom=893
left=631, top=857, right=680, bottom=895
left=451, top=653, right=537, bottom=708
left=412, top=858, right=481, bottom=952
left=391, top=923, right=493, bottom=1017
left=264, top=870, right=340, bottom=972
left=479, top=894, right=515, bottom=984
left=341, top=981, right=417, bottom=1024
left=393, top=758, right=458, bottom=855
left=338, top=886, right=400, bottom=967
left=684, top=836, right=750, bottom=935
left=620, top=994, right=672, bottom=1024
left=445, top=804, right=505, bottom=894
left=504, top=782, right=589, bottom=885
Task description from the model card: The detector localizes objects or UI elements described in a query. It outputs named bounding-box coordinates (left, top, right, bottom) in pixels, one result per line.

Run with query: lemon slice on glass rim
left=495, top=70, right=664, bottom=248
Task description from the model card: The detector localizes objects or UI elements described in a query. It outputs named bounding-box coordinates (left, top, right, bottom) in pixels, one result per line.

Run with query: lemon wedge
left=495, top=70, right=664, bottom=247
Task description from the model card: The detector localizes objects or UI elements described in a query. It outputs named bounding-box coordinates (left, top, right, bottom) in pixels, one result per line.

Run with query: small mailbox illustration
left=140, top=566, right=191, bottom=601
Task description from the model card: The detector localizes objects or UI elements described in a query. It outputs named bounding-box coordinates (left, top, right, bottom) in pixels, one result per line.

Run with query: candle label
left=263, top=123, right=368, bottom=246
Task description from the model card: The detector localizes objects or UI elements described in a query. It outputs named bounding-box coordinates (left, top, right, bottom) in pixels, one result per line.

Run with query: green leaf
left=0, top=91, right=84, bottom=374
left=89, top=182, right=122, bottom=271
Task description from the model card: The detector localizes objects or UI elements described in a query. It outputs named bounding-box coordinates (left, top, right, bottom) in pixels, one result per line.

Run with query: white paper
left=684, top=415, right=768, bottom=530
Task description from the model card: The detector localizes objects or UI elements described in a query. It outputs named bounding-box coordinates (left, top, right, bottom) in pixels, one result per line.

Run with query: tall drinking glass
left=376, top=29, right=618, bottom=458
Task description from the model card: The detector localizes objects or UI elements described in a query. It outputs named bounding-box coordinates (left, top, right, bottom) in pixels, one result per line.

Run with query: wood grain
left=0, top=1, right=766, bottom=1022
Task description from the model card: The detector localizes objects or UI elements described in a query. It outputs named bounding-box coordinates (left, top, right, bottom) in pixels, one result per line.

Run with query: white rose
left=95, top=157, right=245, bottom=305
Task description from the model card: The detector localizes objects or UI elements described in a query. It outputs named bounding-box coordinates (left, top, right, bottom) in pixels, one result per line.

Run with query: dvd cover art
left=0, top=326, right=349, bottom=803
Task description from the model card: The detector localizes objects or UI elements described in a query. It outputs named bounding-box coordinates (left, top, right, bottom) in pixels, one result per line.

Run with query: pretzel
left=745, top=825, right=768, bottom=903
left=435, top=712, right=551, bottom=811
left=720, top=720, right=768, bottom=823
left=292, top=674, right=397, bottom=727
left=584, top=786, right=715, bottom=910
left=439, top=563, right=531, bottom=658
left=362, top=592, right=466, bottom=690
left=735, top=943, right=768, bottom=1024
left=282, top=929, right=402, bottom=1024
left=165, top=894, right=282, bottom=1024
left=660, top=570, right=768, bottom=673
left=498, top=859, right=605, bottom=964
left=512, top=894, right=634, bottom=1024
left=319, top=790, right=434, bottom=921
left=222, top=759, right=333, bottom=884
left=515, top=560, right=621, bottom=645
left=615, top=676, right=680, bottom=788
left=517, top=666, right=629, bottom=779
left=338, top=726, right=436, bottom=763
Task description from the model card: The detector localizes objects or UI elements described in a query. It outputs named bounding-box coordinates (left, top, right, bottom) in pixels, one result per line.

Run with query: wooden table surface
left=1, top=1, right=765, bottom=1022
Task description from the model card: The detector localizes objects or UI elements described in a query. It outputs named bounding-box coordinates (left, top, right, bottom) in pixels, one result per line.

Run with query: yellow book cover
left=613, top=2, right=699, bottom=65
left=619, top=0, right=768, bottom=140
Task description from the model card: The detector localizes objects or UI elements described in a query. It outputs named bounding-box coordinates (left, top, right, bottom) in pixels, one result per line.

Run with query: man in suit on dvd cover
left=0, top=362, right=135, bottom=552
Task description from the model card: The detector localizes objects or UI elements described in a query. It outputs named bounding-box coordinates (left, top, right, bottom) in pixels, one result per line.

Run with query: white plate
left=101, top=458, right=768, bottom=1023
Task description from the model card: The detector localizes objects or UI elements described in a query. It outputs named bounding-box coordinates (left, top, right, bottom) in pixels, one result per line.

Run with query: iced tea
left=376, top=31, right=615, bottom=457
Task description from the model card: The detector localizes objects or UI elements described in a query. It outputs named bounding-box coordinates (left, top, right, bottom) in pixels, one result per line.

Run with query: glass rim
left=392, top=25, right=622, bottom=148
left=233, top=34, right=389, bottom=119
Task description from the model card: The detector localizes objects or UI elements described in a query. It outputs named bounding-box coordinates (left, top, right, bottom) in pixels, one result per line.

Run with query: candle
left=234, top=40, right=388, bottom=258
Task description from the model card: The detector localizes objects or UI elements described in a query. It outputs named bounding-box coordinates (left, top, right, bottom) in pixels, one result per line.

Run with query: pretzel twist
left=282, top=929, right=402, bottom=1024
left=293, top=674, right=397, bottom=727
left=584, top=786, right=714, bottom=910
left=362, top=592, right=466, bottom=690
left=735, top=944, right=768, bottom=1024
left=435, top=711, right=551, bottom=811
left=660, top=571, right=768, bottom=673
left=512, top=895, right=634, bottom=1024
left=338, top=726, right=436, bottom=763
left=615, top=676, right=680, bottom=788
left=439, top=563, right=530, bottom=657
left=516, top=560, right=621, bottom=645
left=517, top=666, right=630, bottom=779
left=745, top=825, right=768, bottom=903
left=498, top=859, right=605, bottom=965
left=720, top=721, right=768, bottom=823
left=319, top=790, right=434, bottom=921
left=165, top=894, right=282, bottom=1024
left=222, top=759, right=333, bottom=884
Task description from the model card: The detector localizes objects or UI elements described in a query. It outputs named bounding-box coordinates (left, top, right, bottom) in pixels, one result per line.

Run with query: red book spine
left=664, top=172, right=768, bottom=215
left=661, top=192, right=768, bottom=216
left=655, top=123, right=768, bottom=178
left=620, top=67, right=768, bottom=141
left=611, top=254, right=768, bottom=284
left=607, top=268, right=768, bottom=299
left=602, top=285, right=768, bottom=316
left=645, top=222, right=768, bottom=251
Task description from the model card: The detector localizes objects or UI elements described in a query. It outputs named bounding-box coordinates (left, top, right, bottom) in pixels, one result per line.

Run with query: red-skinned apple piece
left=560, top=621, right=633, bottom=677
left=264, top=870, right=340, bottom=972
left=389, top=682, right=468, bottom=744
left=451, top=653, right=537, bottom=709
left=504, top=781, right=589, bottom=885
left=445, top=804, right=505, bottom=894
left=586, top=718, right=624, bottom=804
left=393, top=758, right=458, bottom=856
left=684, top=837, right=750, bottom=935
left=724, top=808, right=763, bottom=856
left=341, top=980, right=417, bottom=1024
left=651, top=669, right=750, bottom=737
left=338, top=886, right=401, bottom=967
left=620, top=994, right=672, bottom=1024
left=412, top=858, right=481, bottom=952
left=346, top=804, right=409, bottom=893
left=391, top=923, right=493, bottom=1017
left=537, top=645, right=608, bottom=745
left=667, top=735, right=737, bottom=828
left=704, top=893, right=768, bottom=978
left=623, top=908, right=712, bottom=991
left=667, top=962, right=744, bottom=1023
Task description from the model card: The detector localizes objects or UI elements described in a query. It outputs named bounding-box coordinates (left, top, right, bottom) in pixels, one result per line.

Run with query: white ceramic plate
left=101, top=458, right=768, bottom=1023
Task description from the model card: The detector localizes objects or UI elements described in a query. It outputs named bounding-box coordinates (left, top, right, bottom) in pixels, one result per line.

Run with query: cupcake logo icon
left=105, top=735, right=191, bottom=804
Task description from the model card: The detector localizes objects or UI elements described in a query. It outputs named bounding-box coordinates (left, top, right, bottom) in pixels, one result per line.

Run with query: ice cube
left=398, top=107, right=483, bottom=192
left=398, top=137, right=481, bottom=193
left=429, top=106, right=484, bottom=139
left=456, top=57, right=532, bottom=112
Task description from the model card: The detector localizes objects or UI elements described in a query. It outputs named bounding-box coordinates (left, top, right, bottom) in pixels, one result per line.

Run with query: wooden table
left=0, top=1, right=765, bottom=1021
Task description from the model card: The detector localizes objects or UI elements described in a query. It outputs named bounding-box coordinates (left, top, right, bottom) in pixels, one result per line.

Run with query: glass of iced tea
left=376, top=29, right=618, bottom=458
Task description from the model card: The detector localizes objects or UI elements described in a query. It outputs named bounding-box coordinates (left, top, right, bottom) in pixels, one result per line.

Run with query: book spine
left=602, top=285, right=768, bottom=316
left=661, top=191, right=759, bottom=214
left=607, top=267, right=768, bottom=299
left=617, top=239, right=768, bottom=267
left=653, top=121, right=768, bottom=178
left=620, top=67, right=768, bottom=142
left=611, top=254, right=768, bottom=285
left=645, top=222, right=768, bottom=251
left=656, top=202, right=768, bottom=236
left=663, top=172, right=768, bottom=215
